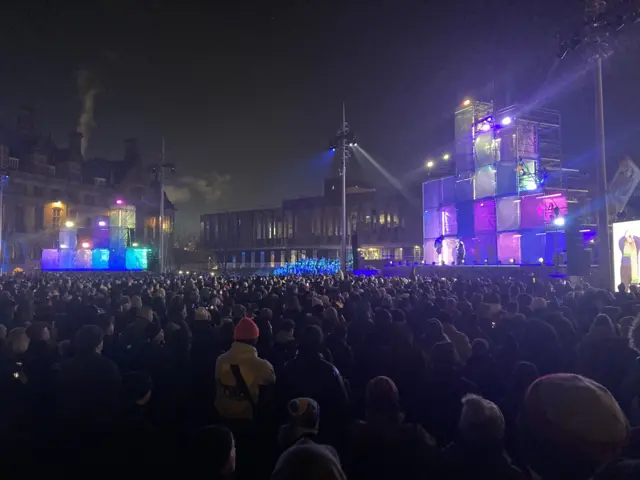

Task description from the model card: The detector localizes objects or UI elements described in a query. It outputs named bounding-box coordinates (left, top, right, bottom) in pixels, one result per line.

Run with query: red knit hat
left=234, top=317, right=259, bottom=341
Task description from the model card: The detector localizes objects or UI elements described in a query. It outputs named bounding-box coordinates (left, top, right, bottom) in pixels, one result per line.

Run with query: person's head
left=136, top=305, right=154, bottom=324
left=298, top=325, right=323, bottom=354
left=122, top=371, right=152, bottom=406
left=194, top=307, right=211, bottom=322
left=26, top=321, right=51, bottom=342
left=233, top=316, right=259, bottom=346
left=7, top=327, right=30, bottom=355
left=74, top=325, right=104, bottom=354
left=373, top=309, right=393, bottom=330
left=145, top=322, right=164, bottom=344
left=365, top=376, right=403, bottom=422
left=96, top=313, right=115, bottom=336
left=458, top=394, right=505, bottom=445
left=433, top=339, right=459, bottom=364
left=286, top=397, right=320, bottom=433
left=589, top=313, right=616, bottom=338
left=619, top=315, right=635, bottom=339
left=130, top=295, right=143, bottom=309
left=521, top=374, right=629, bottom=479
left=511, top=361, right=539, bottom=395
left=190, top=426, right=236, bottom=475
left=471, top=338, right=490, bottom=356
left=271, top=444, right=346, bottom=480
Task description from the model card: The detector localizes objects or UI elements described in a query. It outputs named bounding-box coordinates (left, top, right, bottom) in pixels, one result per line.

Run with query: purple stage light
left=116, top=199, right=124, bottom=205
left=98, top=221, right=107, bottom=227
left=501, top=116, right=512, bottom=126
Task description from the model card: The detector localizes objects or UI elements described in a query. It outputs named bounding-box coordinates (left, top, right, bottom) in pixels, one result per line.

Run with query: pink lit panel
left=473, top=200, right=497, bottom=233
left=520, top=194, right=567, bottom=229
left=497, top=232, right=522, bottom=264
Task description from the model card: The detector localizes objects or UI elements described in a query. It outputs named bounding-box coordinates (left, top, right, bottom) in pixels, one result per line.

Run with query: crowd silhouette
left=0, top=271, right=639, bottom=478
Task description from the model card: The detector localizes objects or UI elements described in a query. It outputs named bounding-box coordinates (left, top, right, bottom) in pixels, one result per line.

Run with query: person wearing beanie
left=521, top=373, right=630, bottom=479
left=278, top=397, right=324, bottom=451
left=56, top=324, right=122, bottom=433
left=214, top=315, right=275, bottom=421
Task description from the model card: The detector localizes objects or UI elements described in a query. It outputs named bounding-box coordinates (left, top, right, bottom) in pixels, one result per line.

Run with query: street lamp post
left=151, top=138, right=175, bottom=273
left=558, top=0, right=640, bottom=288
left=330, top=104, right=356, bottom=273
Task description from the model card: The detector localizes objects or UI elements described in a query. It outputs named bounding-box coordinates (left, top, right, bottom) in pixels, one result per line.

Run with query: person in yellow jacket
left=215, top=316, right=276, bottom=420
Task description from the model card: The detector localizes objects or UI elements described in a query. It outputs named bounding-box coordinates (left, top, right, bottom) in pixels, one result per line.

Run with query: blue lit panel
left=91, top=249, right=110, bottom=269
left=125, top=248, right=148, bottom=271
left=59, top=249, right=76, bottom=269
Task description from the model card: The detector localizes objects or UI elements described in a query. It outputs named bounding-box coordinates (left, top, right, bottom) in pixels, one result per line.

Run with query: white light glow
left=481, top=122, right=491, bottom=132
left=501, top=116, right=512, bottom=125
left=553, top=217, right=565, bottom=226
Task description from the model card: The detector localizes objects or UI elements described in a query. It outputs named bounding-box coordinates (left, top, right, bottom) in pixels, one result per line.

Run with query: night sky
left=2, top=1, right=640, bottom=232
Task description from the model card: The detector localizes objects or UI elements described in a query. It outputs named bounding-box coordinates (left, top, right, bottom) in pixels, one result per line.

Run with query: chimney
left=69, top=131, right=83, bottom=162
left=17, top=106, right=34, bottom=135
left=124, top=138, right=139, bottom=162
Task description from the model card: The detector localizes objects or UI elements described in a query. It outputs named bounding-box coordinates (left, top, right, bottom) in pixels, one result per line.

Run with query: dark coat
left=56, top=351, right=122, bottom=430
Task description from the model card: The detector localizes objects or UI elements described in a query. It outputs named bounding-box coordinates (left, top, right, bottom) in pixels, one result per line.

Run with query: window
left=68, top=192, right=78, bottom=203
left=300, top=250, right=306, bottom=260
left=312, top=249, right=318, bottom=259
left=241, top=252, right=246, bottom=267
left=290, top=250, right=297, bottom=263
left=94, top=177, right=106, bottom=186
left=270, top=251, right=275, bottom=268
left=260, top=251, right=265, bottom=267
left=84, top=194, right=95, bottom=206
left=50, top=189, right=61, bottom=201
left=35, top=206, right=44, bottom=229
left=33, top=186, right=44, bottom=197
left=250, top=251, right=255, bottom=266
left=52, top=207, right=62, bottom=228
left=14, top=205, right=25, bottom=232
left=280, top=251, right=285, bottom=266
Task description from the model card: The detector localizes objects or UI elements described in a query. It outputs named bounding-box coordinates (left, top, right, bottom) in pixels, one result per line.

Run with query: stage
left=379, top=263, right=599, bottom=282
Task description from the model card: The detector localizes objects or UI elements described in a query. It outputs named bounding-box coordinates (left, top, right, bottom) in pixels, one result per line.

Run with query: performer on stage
left=456, top=239, right=465, bottom=265
left=619, top=230, right=640, bottom=287
left=434, top=236, right=444, bottom=264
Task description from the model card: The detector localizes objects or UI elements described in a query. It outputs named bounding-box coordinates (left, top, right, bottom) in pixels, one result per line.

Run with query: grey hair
left=459, top=394, right=505, bottom=440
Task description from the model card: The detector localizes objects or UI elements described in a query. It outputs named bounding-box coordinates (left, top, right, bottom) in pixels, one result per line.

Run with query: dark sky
left=2, top=1, right=640, bottom=231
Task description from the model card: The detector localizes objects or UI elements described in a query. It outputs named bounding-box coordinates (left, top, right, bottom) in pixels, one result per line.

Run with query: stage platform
left=379, top=264, right=599, bottom=282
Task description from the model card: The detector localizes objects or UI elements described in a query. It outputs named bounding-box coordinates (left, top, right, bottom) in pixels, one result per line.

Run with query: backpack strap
left=230, top=364, right=256, bottom=411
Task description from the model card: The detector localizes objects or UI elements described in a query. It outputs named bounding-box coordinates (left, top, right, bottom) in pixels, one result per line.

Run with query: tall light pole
left=341, top=103, right=347, bottom=273
left=0, top=172, right=7, bottom=275
left=330, top=104, right=356, bottom=273
left=558, top=0, right=640, bottom=288
left=151, top=138, right=175, bottom=273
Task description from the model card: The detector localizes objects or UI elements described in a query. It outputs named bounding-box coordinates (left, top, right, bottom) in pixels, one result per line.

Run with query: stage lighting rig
left=329, top=105, right=356, bottom=273
left=558, top=0, right=640, bottom=288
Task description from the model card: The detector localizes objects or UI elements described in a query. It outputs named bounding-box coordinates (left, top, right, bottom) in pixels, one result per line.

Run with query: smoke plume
left=164, top=173, right=231, bottom=206
left=76, top=69, right=102, bottom=156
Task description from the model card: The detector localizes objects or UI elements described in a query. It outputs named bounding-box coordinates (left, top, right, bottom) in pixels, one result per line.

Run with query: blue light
left=273, top=257, right=351, bottom=276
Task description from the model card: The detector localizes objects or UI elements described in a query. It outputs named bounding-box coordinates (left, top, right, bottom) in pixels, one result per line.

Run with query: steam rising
left=164, top=173, right=231, bottom=205
left=76, top=69, right=102, bottom=156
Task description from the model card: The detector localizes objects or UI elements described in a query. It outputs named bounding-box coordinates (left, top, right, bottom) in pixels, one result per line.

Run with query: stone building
left=0, top=107, right=175, bottom=270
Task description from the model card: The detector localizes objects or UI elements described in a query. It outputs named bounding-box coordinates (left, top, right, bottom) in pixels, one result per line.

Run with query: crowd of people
left=1, top=271, right=640, bottom=478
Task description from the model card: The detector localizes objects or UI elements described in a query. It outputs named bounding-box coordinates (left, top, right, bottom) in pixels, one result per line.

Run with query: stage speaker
left=351, top=232, right=359, bottom=270
left=566, top=223, right=589, bottom=276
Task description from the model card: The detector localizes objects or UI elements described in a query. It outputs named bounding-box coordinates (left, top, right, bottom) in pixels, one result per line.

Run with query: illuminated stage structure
left=41, top=202, right=149, bottom=271
left=423, top=101, right=592, bottom=266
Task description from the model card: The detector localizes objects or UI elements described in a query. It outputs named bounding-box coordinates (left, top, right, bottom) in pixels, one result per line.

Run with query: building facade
left=200, top=177, right=424, bottom=269
left=0, top=108, right=175, bottom=270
